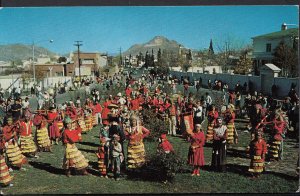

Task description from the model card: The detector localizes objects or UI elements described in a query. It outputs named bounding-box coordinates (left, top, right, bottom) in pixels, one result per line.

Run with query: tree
left=234, top=49, right=253, bottom=75
left=273, top=40, right=298, bottom=77
left=157, top=48, right=162, bottom=66
left=58, top=56, right=67, bottom=63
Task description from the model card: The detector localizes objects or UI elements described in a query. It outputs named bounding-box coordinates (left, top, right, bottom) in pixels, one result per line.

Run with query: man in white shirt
left=193, top=100, right=203, bottom=125
left=22, top=97, right=30, bottom=109
left=205, top=92, right=213, bottom=108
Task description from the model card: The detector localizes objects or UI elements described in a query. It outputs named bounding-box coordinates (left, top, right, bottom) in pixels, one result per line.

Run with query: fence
left=170, top=71, right=299, bottom=97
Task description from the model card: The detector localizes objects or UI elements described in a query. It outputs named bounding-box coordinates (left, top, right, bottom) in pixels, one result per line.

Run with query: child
left=157, top=133, right=174, bottom=154
left=248, top=131, right=267, bottom=178
left=96, top=137, right=109, bottom=178
left=110, top=134, right=124, bottom=181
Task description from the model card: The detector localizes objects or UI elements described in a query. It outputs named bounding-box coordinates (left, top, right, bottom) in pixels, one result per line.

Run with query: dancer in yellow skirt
left=206, top=105, right=219, bottom=142
left=124, top=115, right=150, bottom=170
left=247, top=131, right=267, bottom=178
left=33, top=113, right=52, bottom=152
left=0, top=134, right=13, bottom=187
left=18, top=113, right=37, bottom=157
left=224, top=104, right=238, bottom=145
left=62, top=116, right=89, bottom=177
left=2, top=117, right=27, bottom=169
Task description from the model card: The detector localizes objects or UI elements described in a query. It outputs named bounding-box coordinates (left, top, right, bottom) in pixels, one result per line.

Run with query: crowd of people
left=0, top=69, right=299, bottom=188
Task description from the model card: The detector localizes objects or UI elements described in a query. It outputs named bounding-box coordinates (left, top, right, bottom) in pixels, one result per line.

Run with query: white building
left=251, top=24, right=298, bottom=74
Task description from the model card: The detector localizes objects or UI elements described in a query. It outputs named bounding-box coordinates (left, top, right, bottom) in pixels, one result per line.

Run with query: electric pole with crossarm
left=74, top=41, right=83, bottom=85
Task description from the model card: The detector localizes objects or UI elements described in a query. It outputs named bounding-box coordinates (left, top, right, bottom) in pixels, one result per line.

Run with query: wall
left=0, top=75, right=21, bottom=90
left=170, top=71, right=298, bottom=97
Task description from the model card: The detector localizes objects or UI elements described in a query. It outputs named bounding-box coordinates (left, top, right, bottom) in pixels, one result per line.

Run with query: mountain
left=0, top=44, right=56, bottom=62
left=123, top=36, right=188, bottom=57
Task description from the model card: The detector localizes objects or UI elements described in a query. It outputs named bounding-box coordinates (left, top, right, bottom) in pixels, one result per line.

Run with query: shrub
left=141, top=151, right=185, bottom=182
left=141, top=109, right=169, bottom=141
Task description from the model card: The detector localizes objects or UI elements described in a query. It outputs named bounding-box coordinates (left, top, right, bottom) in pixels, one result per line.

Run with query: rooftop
left=260, top=63, right=281, bottom=71
left=252, top=28, right=299, bottom=39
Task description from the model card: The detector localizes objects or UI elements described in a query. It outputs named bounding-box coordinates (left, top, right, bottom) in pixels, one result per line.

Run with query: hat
left=117, top=92, right=122, bottom=97
left=108, top=104, right=118, bottom=109
left=64, top=116, right=72, bottom=124
left=195, top=124, right=201, bottom=128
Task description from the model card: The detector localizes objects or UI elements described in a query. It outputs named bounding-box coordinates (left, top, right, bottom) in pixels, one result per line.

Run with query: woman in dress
left=187, top=124, right=205, bottom=176
left=62, top=116, right=89, bottom=177
left=125, top=115, right=150, bottom=170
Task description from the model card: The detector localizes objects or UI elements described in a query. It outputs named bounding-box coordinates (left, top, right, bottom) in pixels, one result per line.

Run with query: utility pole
left=119, top=47, right=122, bottom=66
left=74, top=41, right=83, bottom=85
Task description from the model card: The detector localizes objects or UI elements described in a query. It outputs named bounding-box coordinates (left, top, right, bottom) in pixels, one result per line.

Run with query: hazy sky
left=0, top=6, right=298, bottom=55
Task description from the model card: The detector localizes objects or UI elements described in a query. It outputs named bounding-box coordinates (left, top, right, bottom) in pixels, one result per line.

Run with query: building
left=34, top=63, right=76, bottom=77
left=72, top=52, right=108, bottom=76
left=251, top=24, right=299, bottom=74
left=0, top=61, right=12, bottom=74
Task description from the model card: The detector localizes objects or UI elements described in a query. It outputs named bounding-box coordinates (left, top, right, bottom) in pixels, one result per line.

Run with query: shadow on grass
left=78, top=141, right=99, bottom=147
left=86, top=161, right=101, bottom=176
left=227, top=148, right=249, bottom=159
left=28, top=161, right=65, bottom=175
left=263, top=170, right=298, bottom=181
left=78, top=148, right=97, bottom=154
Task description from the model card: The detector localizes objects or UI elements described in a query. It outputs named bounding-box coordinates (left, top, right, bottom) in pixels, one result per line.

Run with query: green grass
left=2, top=119, right=298, bottom=194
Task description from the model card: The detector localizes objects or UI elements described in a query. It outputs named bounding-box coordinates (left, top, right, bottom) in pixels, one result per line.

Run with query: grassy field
left=2, top=82, right=298, bottom=194
left=1, top=118, right=299, bottom=194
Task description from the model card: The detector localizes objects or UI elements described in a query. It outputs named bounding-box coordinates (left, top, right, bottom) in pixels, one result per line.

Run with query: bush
left=141, top=151, right=185, bottom=182
left=141, top=109, right=169, bottom=141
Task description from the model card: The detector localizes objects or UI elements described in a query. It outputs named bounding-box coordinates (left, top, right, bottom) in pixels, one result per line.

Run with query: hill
left=0, top=44, right=56, bottom=62
left=123, top=36, right=189, bottom=57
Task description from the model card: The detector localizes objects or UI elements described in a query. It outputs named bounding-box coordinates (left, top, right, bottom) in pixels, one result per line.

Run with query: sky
left=0, top=6, right=298, bottom=55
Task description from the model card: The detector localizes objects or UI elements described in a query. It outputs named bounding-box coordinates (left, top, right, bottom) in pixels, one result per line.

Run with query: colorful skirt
left=78, top=118, right=88, bottom=133
left=127, top=142, right=146, bottom=169
left=226, top=122, right=235, bottom=144
left=0, top=155, right=13, bottom=186
left=268, top=139, right=281, bottom=159
left=36, top=127, right=51, bottom=149
left=85, top=116, right=93, bottom=131
left=98, top=157, right=107, bottom=176
left=248, top=155, right=265, bottom=173
left=20, top=135, right=37, bottom=154
left=6, top=141, right=27, bottom=167
left=92, top=115, right=98, bottom=126
left=63, top=143, right=89, bottom=170
left=206, top=122, right=214, bottom=142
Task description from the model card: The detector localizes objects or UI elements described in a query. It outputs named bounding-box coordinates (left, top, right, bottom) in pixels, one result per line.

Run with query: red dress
left=47, top=112, right=60, bottom=139
left=188, top=131, right=205, bottom=166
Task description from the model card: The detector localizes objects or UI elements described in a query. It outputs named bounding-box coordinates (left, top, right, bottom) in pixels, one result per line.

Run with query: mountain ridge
left=123, top=36, right=188, bottom=56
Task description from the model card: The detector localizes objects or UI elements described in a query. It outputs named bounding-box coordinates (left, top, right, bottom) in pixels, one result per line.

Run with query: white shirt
left=118, top=97, right=126, bottom=105
left=206, top=95, right=212, bottom=105
left=193, top=106, right=203, bottom=117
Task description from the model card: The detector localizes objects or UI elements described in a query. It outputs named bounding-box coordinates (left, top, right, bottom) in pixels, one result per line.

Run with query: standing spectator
left=211, top=117, right=227, bottom=172
left=110, top=135, right=124, bottom=181
left=272, top=84, right=278, bottom=97
left=208, top=79, right=211, bottom=89
left=243, top=82, right=248, bottom=94
left=205, top=92, right=212, bottom=110
left=235, top=81, right=241, bottom=93
left=31, top=86, right=35, bottom=96
left=193, top=100, right=203, bottom=126
left=11, top=98, right=22, bottom=122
